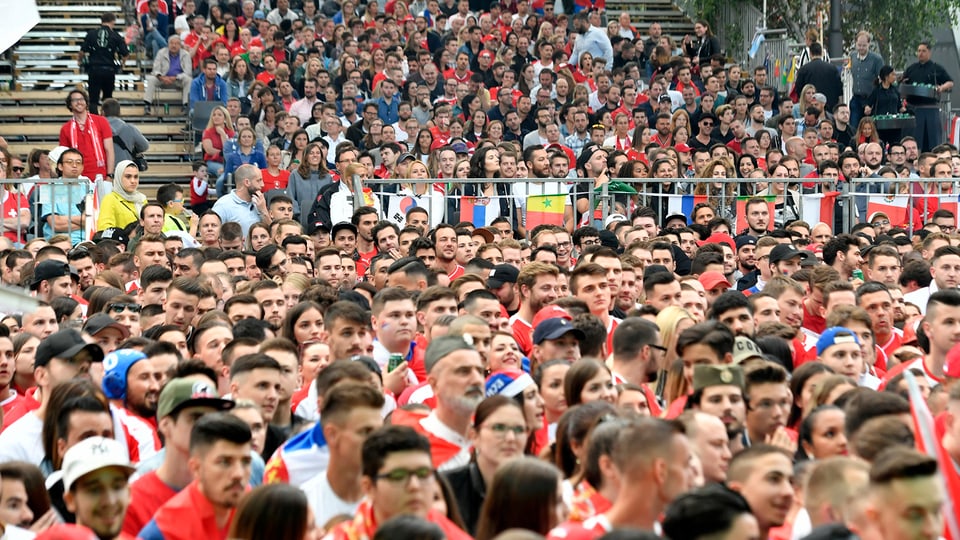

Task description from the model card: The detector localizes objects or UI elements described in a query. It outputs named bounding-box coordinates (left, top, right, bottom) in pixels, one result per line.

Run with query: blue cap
left=533, top=317, right=585, bottom=345
left=253, top=10, right=266, bottom=19
left=816, top=327, right=860, bottom=356
left=102, top=349, right=148, bottom=400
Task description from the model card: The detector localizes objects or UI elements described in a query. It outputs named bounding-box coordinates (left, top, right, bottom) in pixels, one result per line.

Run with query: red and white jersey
left=546, top=515, right=613, bottom=540
left=113, top=407, right=160, bottom=463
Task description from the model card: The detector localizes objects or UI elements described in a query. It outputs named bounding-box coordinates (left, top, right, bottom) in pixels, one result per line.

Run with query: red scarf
left=68, top=114, right=106, bottom=172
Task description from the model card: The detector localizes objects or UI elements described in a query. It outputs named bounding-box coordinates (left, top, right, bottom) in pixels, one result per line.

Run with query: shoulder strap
left=113, top=134, right=132, bottom=154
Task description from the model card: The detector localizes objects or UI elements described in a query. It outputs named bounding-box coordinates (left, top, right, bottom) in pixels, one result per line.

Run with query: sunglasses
left=107, top=303, right=142, bottom=313
left=11, top=167, right=23, bottom=173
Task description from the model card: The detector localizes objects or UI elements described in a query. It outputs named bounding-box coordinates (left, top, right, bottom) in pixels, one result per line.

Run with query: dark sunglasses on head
left=107, top=303, right=142, bottom=314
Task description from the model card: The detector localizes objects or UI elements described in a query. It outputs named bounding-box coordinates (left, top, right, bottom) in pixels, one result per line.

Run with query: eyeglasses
left=649, top=344, right=668, bottom=353
left=11, top=167, right=23, bottom=173
left=376, top=467, right=435, bottom=484
left=581, top=239, right=601, bottom=246
left=172, top=198, right=184, bottom=203
left=107, top=303, right=142, bottom=313
left=751, top=398, right=792, bottom=411
left=872, top=220, right=890, bottom=227
left=61, top=159, right=83, bottom=166
left=484, top=423, right=527, bottom=437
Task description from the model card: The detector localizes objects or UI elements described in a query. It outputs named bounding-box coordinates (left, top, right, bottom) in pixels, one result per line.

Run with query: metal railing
left=1, top=177, right=91, bottom=246
left=354, top=176, right=959, bottom=235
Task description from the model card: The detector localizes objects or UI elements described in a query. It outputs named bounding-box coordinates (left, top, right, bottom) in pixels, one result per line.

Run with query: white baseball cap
left=62, top=436, right=135, bottom=492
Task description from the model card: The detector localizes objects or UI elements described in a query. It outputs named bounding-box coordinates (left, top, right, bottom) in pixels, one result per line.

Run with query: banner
left=526, top=194, right=566, bottom=230
left=734, top=196, right=775, bottom=234
left=460, top=196, right=499, bottom=227
left=385, top=190, right=444, bottom=227
left=800, top=191, right=840, bottom=228
left=666, top=194, right=707, bottom=218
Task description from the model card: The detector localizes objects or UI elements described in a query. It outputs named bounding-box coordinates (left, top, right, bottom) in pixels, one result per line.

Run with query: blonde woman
left=201, top=105, right=235, bottom=178
left=389, top=160, right=445, bottom=228
left=655, top=306, right=695, bottom=405
left=282, top=273, right=311, bottom=307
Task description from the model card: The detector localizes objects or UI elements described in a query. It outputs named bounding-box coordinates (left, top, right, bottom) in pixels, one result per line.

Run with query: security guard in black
left=81, top=12, right=128, bottom=115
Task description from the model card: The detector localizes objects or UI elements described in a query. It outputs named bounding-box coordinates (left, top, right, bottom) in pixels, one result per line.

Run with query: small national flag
left=867, top=194, right=911, bottom=228
left=800, top=191, right=839, bottom=227
left=460, top=196, right=498, bottom=227
left=526, top=194, right=566, bottom=230
left=734, top=196, right=775, bottom=234
left=666, top=194, right=707, bottom=218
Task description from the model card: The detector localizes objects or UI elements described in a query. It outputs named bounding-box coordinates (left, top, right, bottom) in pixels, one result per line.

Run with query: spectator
left=97, top=161, right=147, bottom=232
left=103, top=99, right=150, bottom=166
left=144, top=35, right=192, bottom=115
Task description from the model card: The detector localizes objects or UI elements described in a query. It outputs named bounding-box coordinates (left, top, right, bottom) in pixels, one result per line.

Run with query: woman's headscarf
left=112, top=160, right=147, bottom=212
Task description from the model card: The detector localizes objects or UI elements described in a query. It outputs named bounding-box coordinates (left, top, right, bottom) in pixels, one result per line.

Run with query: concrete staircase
left=604, top=0, right=695, bottom=41
left=3, top=0, right=194, bottom=190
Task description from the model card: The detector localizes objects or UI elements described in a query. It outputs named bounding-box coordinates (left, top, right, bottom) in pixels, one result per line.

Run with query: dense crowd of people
left=1, top=0, right=960, bottom=538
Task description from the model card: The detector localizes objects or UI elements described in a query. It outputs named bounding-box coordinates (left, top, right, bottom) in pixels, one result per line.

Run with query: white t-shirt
left=0, top=413, right=43, bottom=465
left=299, top=470, right=362, bottom=526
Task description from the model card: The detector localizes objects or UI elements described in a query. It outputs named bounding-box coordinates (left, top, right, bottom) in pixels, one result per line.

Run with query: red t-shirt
left=261, top=168, right=290, bottom=190
left=59, top=114, right=113, bottom=180
left=122, top=471, right=179, bottom=537
left=510, top=316, right=534, bottom=356
left=202, top=127, right=235, bottom=163
left=801, top=301, right=826, bottom=336
left=0, top=190, right=28, bottom=243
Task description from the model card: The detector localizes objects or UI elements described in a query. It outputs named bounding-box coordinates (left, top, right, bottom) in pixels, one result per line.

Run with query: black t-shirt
left=903, top=60, right=952, bottom=106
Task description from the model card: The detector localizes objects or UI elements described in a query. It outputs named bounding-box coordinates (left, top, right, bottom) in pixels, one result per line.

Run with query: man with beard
left=711, top=292, right=756, bottom=338
left=67, top=246, right=99, bottom=292
left=570, top=11, right=613, bottom=67
left=62, top=436, right=135, bottom=540
left=823, top=234, right=863, bottom=281
left=510, top=263, right=560, bottom=356
left=733, top=235, right=757, bottom=285
left=743, top=198, right=771, bottom=236
left=432, top=224, right=464, bottom=280
left=610, top=318, right=664, bottom=416
left=689, top=364, right=746, bottom=447
left=139, top=413, right=252, bottom=539
left=512, top=146, right=574, bottom=235
left=393, top=336, right=485, bottom=471
left=102, top=349, right=162, bottom=462
left=212, top=165, right=269, bottom=235
left=353, top=208, right=379, bottom=278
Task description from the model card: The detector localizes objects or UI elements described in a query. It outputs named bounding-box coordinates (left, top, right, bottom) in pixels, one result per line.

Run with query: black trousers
left=87, top=65, right=116, bottom=115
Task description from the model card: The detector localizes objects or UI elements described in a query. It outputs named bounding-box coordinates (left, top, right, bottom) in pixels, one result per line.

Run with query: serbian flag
left=460, top=196, right=498, bottom=227
left=734, top=196, right=775, bottom=234
left=905, top=371, right=960, bottom=540
left=526, top=194, right=566, bottom=230
left=867, top=195, right=912, bottom=228
left=800, top=191, right=839, bottom=227
left=667, top=194, right=707, bottom=217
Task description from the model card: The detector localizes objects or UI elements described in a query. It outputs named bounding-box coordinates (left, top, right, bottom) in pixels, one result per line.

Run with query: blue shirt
left=375, top=96, right=400, bottom=125
left=212, top=191, right=263, bottom=234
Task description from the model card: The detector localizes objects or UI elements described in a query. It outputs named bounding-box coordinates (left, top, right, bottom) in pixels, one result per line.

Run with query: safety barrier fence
left=357, top=177, right=958, bottom=236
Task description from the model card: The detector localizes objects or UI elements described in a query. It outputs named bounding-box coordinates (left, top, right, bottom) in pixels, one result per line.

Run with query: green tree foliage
left=842, top=0, right=960, bottom=66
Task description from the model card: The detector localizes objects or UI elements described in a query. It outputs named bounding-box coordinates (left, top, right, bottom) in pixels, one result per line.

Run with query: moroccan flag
left=905, top=372, right=960, bottom=540
left=734, top=196, right=775, bottom=234
left=800, top=191, right=839, bottom=227
left=526, top=194, right=565, bottom=230
left=460, top=196, right=498, bottom=227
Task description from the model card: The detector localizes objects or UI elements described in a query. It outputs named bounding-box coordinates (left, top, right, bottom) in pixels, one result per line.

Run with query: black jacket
left=82, top=25, right=128, bottom=70
left=794, top=59, right=844, bottom=111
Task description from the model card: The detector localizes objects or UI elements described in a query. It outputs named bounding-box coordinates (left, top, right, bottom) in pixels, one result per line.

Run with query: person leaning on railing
left=0, top=147, right=29, bottom=246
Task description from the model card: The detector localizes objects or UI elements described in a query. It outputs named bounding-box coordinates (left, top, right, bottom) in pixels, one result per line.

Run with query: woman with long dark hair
left=683, top=19, right=721, bottom=68
left=287, top=142, right=333, bottom=228
left=474, top=457, right=566, bottom=540
left=229, top=484, right=317, bottom=540
left=460, top=146, right=509, bottom=226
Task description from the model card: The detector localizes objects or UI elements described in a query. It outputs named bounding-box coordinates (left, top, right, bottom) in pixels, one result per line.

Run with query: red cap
left=482, top=33, right=499, bottom=42
left=805, top=243, right=824, bottom=254
left=532, top=305, right=572, bottom=331
left=479, top=50, right=494, bottom=60
left=698, top=270, right=732, bottom=290
left=674, top=143, right=692, bottom=153
left=698, top=232, right=735, bottom=251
